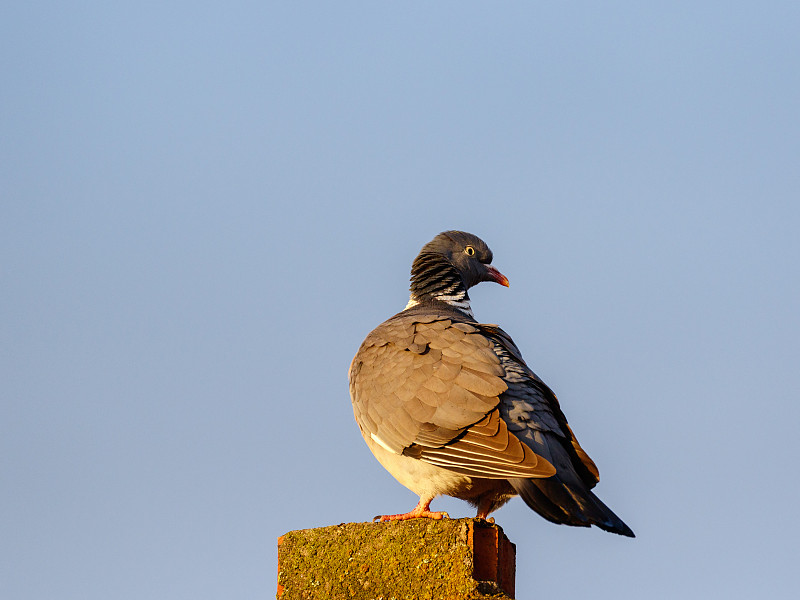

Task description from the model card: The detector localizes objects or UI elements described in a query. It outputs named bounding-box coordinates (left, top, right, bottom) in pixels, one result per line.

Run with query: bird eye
left=465, top=245, right=475, bottom=256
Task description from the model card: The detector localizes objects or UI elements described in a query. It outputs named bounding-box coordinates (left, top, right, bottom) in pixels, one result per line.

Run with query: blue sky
left=2, top=2, right=799, bottom=598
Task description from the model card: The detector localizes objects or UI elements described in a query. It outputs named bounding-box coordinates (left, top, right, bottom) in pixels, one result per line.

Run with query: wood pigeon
left=349, top=231, right=634, bottom=537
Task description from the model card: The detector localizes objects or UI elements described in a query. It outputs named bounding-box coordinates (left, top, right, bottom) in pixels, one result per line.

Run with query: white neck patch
left=403, top=294, right=474, bottom=317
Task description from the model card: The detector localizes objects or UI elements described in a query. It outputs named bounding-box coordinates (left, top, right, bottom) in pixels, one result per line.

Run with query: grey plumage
left=349, top=231, right=634, bottom=537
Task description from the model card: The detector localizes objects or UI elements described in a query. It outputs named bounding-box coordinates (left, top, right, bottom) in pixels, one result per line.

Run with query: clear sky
left=2, top=2, right=799, bottom=599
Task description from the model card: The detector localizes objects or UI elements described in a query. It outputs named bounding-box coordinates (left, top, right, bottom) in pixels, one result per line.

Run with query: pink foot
left=476, top=503, right=492, bottom=521
left=373, top=497, right=449, bottom=522
left=374, top=509, right=450, bottom=522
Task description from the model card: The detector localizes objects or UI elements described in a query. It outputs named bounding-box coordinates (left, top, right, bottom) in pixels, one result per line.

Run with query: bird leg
left=374, top=496, right=449, bottom=522
left=475, top=498, right=497, bottom=523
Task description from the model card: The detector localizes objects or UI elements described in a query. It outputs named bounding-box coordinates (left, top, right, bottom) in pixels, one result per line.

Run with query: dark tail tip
left=599, top=514, right=635, bottom=538
left=510, top=477, right=635, bottom=537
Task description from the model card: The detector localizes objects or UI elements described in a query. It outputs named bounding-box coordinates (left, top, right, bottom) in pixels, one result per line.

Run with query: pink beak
left=485, top=265, right=510, bottom=287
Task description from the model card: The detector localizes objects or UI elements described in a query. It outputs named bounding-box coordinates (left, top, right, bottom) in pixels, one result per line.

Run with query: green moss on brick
left=277, top=518, right=514, bottom=600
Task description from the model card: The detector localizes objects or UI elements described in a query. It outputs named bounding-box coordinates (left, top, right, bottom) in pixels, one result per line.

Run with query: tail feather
left=508, top=476, right=579, bottom=525
left=510, top=477, right=635, bottom=537
left=517, top=431, right=593, bottom=520
left=509, top=430, right=634, bottom=537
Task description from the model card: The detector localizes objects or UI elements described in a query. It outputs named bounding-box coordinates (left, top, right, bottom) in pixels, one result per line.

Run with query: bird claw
left=373, top=510, right=450, bottom=522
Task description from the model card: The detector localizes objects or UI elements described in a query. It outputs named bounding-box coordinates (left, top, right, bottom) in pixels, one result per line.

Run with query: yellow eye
left=465, top=245, right=475, bottom=256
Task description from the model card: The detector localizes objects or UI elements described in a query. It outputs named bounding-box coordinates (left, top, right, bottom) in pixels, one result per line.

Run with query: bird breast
left=363, top=434, right=509, bottom=502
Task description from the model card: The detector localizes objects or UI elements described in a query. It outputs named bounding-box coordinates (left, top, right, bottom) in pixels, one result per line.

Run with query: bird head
left=409, top=231, right=509, bottom=307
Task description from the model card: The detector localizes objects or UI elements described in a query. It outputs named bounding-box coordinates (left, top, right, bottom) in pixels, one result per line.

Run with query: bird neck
left=407, top=253, right=473, bottom=316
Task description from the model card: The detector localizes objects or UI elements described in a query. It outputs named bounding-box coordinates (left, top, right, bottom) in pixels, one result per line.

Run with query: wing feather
left=350, top=311, right=555, bottom=479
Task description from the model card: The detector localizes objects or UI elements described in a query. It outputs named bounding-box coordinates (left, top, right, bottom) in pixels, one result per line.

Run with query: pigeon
left=349, top=231, right=634, bottom=537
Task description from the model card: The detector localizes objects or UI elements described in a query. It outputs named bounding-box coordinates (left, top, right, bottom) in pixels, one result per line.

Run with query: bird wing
left=475, top=324, right=635, bottom=537
left=478, top=323, right=600, bottom=488
left=349, top=310, right=555, bottom=480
